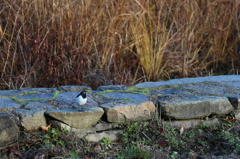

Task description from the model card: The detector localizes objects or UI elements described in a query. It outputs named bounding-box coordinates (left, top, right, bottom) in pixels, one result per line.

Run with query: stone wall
left=1, top=75, right=240, bottom=146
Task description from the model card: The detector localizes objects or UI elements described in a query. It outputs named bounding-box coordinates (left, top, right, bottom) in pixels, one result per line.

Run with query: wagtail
left=75, top=91, right=87, bottom=106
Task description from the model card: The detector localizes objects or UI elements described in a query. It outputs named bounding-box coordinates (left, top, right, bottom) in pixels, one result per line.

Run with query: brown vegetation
left=1, top=0, right=240, bottom=90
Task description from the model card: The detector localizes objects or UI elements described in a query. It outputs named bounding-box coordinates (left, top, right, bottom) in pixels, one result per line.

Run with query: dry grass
left=0, top=0, right=240, bottom=89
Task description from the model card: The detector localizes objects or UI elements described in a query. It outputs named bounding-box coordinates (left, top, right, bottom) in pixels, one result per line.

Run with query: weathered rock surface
left=17, top=92, right=54, bottom=101
left=135, top=75, right=240, bottom=87
left=0, top=113, right=19, bottom=146
left=164, top=118, right=220, bottom=129
left=159, top=95, right=233, bottom=119
left=54, top=91, right=78, bottom=105
left=101, top=101, right=156, bottom=122
left=0, top=98, right=21, bottom=113
left=45, top=107, right=104, bottom=129
left=19, top=87, right=57, bottom=93
left=49, top=120, right=124, bottom=138
left=97, top=85, right=128, bottom=91
left=12, top=102, right=56, bottom=131
left=13, top=108, right=47, bottom=131
left=84, top=130, right=122, bottom=142
left=100, top=92, right=149, bottom=102
left=154, top=88, right=191, bottom=95
left=48, top=119, right=72, bottom=131
left=23, top=102, right=56, bottom=110
left=180, top=82, right=240, bottom=96
left=57, top=85, right=91, bottom=92
left=92, top=121, right=113, bottom=131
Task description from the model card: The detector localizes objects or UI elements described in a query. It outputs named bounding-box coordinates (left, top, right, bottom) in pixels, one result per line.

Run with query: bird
left=75, top=91, right=87, bottom=106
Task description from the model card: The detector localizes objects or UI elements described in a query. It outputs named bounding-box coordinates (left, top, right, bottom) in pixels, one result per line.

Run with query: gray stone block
left=159, top=95, right=233, bottom=119
left=45, top=107, right=104, bottom=129
left=181, top=82, right=240, bottom=96
left=0, top=113, right=19, bottom=146
left=100, top=101, right=156, bottom=122
left=13, top=109, right=47, bottom=131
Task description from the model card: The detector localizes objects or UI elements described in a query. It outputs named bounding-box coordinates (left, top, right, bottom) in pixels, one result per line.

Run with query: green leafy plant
left=171, top=151, right=178, bottom=159
left=68, top=150, right=80, bottom=159
left=121, top=122, right=142, bottom=145
left=162, top=125, right=186, bottom=149
left=100, top=137, right=112, bottom=149
left=42, top=128, right=66, bottom=147
left=217, top=129, right=240, bottom=153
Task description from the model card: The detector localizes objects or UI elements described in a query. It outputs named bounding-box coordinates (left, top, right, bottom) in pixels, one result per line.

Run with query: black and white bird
left=75, top=91, right=87, bottom=106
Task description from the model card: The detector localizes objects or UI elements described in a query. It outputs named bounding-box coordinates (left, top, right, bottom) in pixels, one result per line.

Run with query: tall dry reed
left=0, top=0, right=239, bottom=89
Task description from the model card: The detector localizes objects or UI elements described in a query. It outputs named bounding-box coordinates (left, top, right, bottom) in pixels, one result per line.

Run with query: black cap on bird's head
left=76, top=90, right=87, bottom=98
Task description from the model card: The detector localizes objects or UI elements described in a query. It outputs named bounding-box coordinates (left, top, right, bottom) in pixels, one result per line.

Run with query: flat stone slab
left=180, top=82, right=240, bottom=96
left=17, top=93, right=54, bottom=100
left=57, top=85, right=91, bottom=92
left=0, top=88, right=56, bottom=97
left=135, top=75, right=240, bottom=87
left=54, top=92, right=77, bottom=105
left=0, top=90, right=21, bottom=97
left=100, top=92, right=149, bottom=102
left=97, top=85, right=128, bottom=91
left=159, top=95, right=233, bottom=119
left=45, top=107, right=104, bottom=129
left=100, top=101, right=155, bottom=122
left=23, top=102, right=56, bottom=110
left=19, top=88, right=57, bottom=93
left=153, top=88, right=191, bottom=95
left=0, top=98, right=21, bottom=113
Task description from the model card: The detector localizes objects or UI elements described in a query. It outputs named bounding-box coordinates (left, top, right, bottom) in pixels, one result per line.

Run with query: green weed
left=52, top=91, right=60, bottom=99
left=100, top=137, right=112, bottom=150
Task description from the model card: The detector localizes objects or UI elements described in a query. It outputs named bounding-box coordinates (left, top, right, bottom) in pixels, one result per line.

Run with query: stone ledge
left=45, top=107, right=104, bottom=129
left=159, top=96, right=233, bottom=119
left=1, top=75, right=240, bottom=145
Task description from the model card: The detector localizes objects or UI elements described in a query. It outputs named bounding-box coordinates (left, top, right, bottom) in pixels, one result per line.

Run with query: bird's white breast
left=75, top=95, right=87, bottom=105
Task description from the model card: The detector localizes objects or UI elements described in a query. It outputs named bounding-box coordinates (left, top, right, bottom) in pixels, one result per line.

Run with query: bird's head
left=76, top=90, right=87, bottom=98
